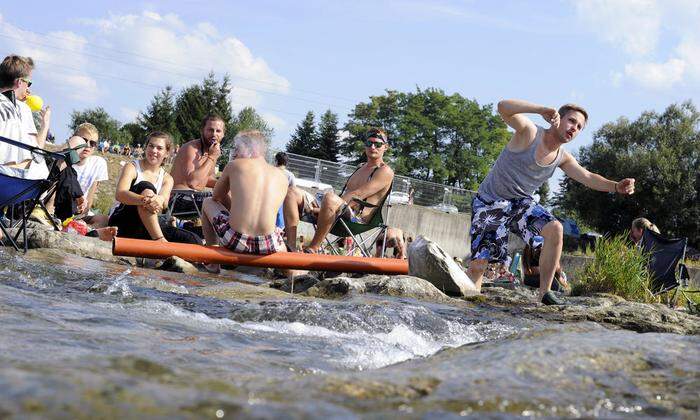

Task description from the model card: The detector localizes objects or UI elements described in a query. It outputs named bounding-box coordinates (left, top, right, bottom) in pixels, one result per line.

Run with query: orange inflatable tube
left=112, top=237, right=409, bottom=275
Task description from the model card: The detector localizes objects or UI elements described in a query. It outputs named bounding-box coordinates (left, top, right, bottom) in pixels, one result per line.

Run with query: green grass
left=571, top=234, right=656, bottom=303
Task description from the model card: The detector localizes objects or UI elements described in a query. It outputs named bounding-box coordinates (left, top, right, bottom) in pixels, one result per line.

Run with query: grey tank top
left=478, top=125, right=563, bottom=201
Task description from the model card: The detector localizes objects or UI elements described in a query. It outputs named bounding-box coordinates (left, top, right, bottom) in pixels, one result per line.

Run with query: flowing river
left=1, top=249, right=698, bottom=418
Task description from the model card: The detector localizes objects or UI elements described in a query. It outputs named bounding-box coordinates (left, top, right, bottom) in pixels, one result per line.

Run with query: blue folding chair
left=0, top=135, right=68, bottom=252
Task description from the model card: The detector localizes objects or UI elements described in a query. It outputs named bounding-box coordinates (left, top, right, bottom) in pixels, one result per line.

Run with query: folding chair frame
left=165, top=189, right=210, bottom=223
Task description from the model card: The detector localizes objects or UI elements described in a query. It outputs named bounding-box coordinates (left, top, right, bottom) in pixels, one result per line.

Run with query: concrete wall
left=386, top=204, right=471, bottom=259
left=295, top=203, right=471, bottom=259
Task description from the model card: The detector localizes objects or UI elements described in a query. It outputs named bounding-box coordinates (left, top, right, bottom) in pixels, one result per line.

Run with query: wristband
left=613, top=182, right=619, bottom=193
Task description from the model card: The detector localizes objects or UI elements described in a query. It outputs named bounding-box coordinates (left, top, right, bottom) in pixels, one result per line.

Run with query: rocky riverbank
left=5, top=225, right=699, bottom=336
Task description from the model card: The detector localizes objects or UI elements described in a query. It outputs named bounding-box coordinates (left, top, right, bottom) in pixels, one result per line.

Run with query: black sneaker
left=541, top=291, right=564, bottom=305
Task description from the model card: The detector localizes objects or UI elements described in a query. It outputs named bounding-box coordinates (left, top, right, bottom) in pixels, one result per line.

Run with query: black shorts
left=109, top=181, right=201, bottom=244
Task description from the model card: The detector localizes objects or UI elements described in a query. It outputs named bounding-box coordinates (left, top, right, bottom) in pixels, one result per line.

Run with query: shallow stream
left=0, top=249, right=698, bottom=418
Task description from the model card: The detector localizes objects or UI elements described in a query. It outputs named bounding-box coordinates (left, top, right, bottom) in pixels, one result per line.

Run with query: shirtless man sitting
left=284, top=127, right=394, bottom=253
left=169, top=114, right=224, bottom=215
left=201, top=130, right=288, bottom=272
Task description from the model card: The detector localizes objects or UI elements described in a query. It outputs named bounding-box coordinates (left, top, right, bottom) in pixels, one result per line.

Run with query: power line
left=45, top=63, right=316, bottom=120
left=0, top=31, right=359, bottom=104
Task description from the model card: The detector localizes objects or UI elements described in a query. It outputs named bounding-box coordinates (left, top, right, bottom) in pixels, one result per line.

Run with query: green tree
left=342, top=88, right=509, bottom=188
left=554, top=101, right=700, bottom=247
left=138, top=86, right=179, bottom=144
left=286, top=111, right=323, bottom=158
left=120, top=122, right=145, bottom=146
left=318, top=109, right=340, bottom=162
left=174, top=72, right=233, bottom=143
left=536, top=182, right=550, bottom=206
left=69, top=107, right=131, bottom=145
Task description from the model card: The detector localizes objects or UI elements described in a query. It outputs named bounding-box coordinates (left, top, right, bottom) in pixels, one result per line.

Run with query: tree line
left=69, top=72, right=273, bottom=158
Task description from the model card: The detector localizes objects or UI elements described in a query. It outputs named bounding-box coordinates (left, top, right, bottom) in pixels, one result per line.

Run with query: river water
left=1, top=249, right=698, bottom=419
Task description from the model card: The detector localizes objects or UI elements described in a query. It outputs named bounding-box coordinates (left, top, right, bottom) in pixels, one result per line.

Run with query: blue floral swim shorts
left=470, top=195, right=556, bottom=263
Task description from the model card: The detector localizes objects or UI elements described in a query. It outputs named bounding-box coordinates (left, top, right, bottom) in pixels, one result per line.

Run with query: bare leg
left=201, top=197, right=229, bottom=273
left=538, top=220, right=563, bottom=299
left=137, top=206, right=166, bottom=242
left=283, top=187, right=304, bottom=251
left=467, top=258, right=487, bottom=292
left=307, top=192, right=344, bottom=252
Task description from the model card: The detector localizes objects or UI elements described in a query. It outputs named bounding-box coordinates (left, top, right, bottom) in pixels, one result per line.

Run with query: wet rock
left=364, top=275, right=451, bottom=301
left=158, top=256, right=199, bottom=275
left=407, top=236, right=477, bottom=296
left=305, top=276, right=367, bottom=298
left=10, top=226, right=134, bottom=265
left=269, top=274, right=321, bottom=294
left=305, top=274, right=450, bottom=301
left=474, top=287, right=700, bottom=335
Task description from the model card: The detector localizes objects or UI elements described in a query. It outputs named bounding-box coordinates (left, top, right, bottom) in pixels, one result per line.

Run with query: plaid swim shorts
left=212, top=210, right=286, bottom=255
left=470, top=195, right=556, bottom=263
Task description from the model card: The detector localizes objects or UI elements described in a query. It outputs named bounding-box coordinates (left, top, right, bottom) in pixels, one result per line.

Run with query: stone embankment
left=4, top=226, right=699, bottom=336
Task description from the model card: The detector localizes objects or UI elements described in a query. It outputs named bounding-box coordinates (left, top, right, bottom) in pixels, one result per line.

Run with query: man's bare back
left=216, top=158, right=288, bottom=235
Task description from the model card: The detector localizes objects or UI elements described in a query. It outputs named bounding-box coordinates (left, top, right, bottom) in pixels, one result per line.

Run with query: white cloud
left=574, top=0, right=700, bottom=90
left=1, top=11, right=290, bottom=135
left=0, top=16, right=99, bottom=101
left=624, top=59, right=686, bottom=89
left=574, top=0, right=660, bottom=56
left=79, top=11, right=290, bottom=100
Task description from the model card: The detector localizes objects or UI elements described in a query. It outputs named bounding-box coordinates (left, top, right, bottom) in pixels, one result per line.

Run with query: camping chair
left=165, top=189, right=211, bottom=222
left=640, top=229, right=698, bottom=310
left=323, top=182, right=393, bottom=258
left=0, top=135, right=68, bottom=252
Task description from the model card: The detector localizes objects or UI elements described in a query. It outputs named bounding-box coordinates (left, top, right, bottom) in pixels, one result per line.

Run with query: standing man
left=468, top=99, right=635, bottom=305
left=169, top=114, right=224, bottom=215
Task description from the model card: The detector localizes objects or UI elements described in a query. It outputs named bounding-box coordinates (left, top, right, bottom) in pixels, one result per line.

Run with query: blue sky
left=2, top=0, right=699, bottom=191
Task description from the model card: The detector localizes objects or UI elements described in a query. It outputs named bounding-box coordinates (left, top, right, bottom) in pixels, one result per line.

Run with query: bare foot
left=95, top=226, right=118, bottom=242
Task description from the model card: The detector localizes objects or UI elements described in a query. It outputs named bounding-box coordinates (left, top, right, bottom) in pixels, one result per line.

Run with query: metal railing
left=269, top=150, right=476, bottom=213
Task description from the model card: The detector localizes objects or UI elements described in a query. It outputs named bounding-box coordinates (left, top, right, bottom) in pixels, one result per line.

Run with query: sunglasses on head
left=364, top=139, right=385, bottom=148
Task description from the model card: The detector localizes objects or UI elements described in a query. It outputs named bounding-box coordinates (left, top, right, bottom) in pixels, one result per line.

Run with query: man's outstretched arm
left=559, top=151, right=635, bottom=194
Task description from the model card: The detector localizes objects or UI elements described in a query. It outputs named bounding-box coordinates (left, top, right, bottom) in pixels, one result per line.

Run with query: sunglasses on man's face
left=20, top=77, right=32, bottom=87
left=364, top=139, right=386, bottom=148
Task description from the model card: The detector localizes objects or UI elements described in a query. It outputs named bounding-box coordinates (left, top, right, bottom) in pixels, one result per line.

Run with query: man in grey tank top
left=468, top=99, right=636, bottom=305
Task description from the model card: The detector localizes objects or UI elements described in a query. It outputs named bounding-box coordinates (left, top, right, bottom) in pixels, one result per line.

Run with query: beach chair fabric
left=0, top=135, right=67, bottom=251
left=324, top=180, right=393, bottom=257
left=640, top=229, right=689, bottom=294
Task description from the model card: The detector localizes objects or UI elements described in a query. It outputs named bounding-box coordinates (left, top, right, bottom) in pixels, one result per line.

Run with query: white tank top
left=109, top=160, right=165, bottom=215
left=133, top=159, right=165, bottom=193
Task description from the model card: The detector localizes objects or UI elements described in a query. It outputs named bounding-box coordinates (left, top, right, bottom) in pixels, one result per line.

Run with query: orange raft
left=112, top=237, right=409, bottom=275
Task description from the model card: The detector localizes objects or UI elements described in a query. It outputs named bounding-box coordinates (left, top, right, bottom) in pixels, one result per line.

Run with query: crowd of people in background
left=2, top=53, right=663, bottom=305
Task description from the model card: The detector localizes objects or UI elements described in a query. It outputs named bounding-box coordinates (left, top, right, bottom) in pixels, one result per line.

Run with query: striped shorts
left=212, top=211, right=286, bottom=255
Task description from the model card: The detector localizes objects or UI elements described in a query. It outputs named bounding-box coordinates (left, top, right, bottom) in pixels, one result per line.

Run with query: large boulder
left=407, top=236, right=477, bottom=296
